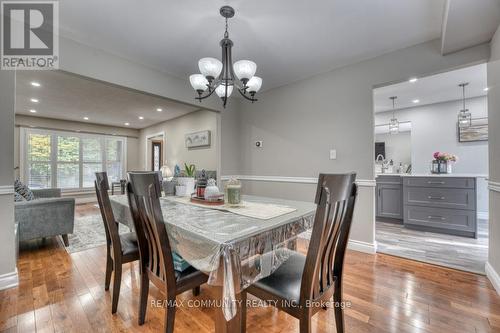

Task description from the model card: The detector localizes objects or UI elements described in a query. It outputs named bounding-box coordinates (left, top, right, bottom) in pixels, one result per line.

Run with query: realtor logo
left=1, top=1, right=59, bottom=70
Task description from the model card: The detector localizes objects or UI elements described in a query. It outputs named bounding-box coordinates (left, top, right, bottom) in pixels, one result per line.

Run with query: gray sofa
left=15, top=188, right=75, bottom=246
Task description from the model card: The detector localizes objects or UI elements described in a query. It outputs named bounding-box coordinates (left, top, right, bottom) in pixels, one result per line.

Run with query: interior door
left=151, top=140, right=163, bottom=171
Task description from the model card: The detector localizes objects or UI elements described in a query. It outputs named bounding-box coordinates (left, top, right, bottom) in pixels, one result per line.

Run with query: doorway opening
left=372, top=63, right=489, bottom=274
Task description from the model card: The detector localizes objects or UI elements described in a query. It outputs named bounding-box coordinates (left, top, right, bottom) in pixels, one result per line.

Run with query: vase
left=176, top=177, right=195, bottom=196
left=446, top=162, right=452, bottom=174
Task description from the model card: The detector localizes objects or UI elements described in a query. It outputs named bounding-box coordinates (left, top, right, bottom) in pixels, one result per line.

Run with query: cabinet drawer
left=404, top=205, right=476, bottom=233
left=404, top=187, right=475, bottom=210
left=403, top=177, right=475, bottom=189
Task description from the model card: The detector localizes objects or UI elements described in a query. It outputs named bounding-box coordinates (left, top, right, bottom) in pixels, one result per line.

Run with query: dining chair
left=95, top=172, right=140, bottom=314
left=127, top=172, right=208, bottom=332
left=242, top=173, right=358, bottom=333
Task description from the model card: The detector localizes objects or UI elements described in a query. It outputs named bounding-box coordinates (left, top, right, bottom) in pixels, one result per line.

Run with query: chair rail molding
left=221, top=175, right=376, bottom=187
left=0, top=185, right=14, bottom=195
left=486, top=262, right=500, bottom=296
left=488, top=180, right=500, bottom=193
left=0, top=269, right=18, bottom=291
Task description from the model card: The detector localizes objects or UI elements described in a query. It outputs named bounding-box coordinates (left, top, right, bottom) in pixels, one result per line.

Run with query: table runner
left=168, top=196, right=297, bottom=219
left=110, top=194, right=316, bottom=320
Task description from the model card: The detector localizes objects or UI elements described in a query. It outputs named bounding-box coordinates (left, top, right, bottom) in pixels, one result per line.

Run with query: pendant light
left=389, top=96, right=399, bottom=134
left=458, top=83, right=471, bottom=128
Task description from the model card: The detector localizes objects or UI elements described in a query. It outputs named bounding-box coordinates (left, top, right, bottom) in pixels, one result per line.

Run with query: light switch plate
left=329, top=149, right=337, bottom=160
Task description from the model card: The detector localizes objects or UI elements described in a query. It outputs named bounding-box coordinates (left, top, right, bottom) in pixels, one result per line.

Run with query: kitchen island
left=376, top=174, right=487, bottom=238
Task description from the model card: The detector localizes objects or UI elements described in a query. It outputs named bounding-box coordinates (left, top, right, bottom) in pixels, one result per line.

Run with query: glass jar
left=225, top=178, right=241, bottom=206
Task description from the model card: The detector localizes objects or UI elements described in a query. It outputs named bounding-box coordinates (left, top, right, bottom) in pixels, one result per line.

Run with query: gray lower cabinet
left=376, top=176, right=403, bottom=221
left=403, top=176, right=477, bottom=238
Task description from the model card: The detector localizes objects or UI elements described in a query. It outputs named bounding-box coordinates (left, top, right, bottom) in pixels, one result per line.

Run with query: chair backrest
left=300, top=173, right=357, bottom=304
left=95, top=172, right=122, bottom=253
left=127, top=172, right=177, bottom=288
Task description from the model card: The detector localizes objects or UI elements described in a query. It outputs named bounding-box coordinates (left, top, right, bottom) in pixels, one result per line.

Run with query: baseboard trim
left=347, top=240, right=377, bottom=254
left=0, top=269, right=18, bottom=291
left=477, top=212, right=489, bottom=220
left=221, top=175, right=376, bottom=188
left=0, top=185, right=14, bottom=195
left=486, top=262, right=500, bottom=295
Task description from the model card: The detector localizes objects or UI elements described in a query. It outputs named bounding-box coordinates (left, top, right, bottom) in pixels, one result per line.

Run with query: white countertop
left=376, top=173, right=488, bottom=178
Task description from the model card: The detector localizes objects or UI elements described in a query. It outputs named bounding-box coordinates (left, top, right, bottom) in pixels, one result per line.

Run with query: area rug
left=65, top=210, right=131, bottom=254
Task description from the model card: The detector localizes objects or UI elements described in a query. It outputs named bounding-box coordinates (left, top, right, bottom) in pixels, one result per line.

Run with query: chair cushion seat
left=120, top=232, right=138, bottom=256
left=174, top=265, right=201, bottom=281
left=249, top=251, right=306, bottom=304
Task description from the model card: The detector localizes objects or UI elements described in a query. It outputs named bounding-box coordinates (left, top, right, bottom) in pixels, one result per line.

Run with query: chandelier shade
left=189, top=74, right=209, bottom=92
left=198, top=58, right=223, bottom=80
left=389, top=96, right=399, bottom=135
left=247, top=76, right=262, bottom=93
left=233, top=60, right=257, bottom=82
left=457, top=83, right=471, bottom=128
left=189, top=6, right=262, bottom=107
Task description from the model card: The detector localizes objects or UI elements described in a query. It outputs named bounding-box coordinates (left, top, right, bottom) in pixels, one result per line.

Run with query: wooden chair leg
left=138, top=268, right=150, bottom=325
left=240, top=291, right=247, bottom=333
left=192, top=286, right=200, bottom=296
left=61, top=234, right=69, bottom=247
left=299, top=315, right=311, bottom=333
left=333, top=282, right=345, bottom=333
left=111, top=262, right=122, bottom=314
left=164, top=302, right=176, bottom=333
left=104, top=250, right=113, bottom=291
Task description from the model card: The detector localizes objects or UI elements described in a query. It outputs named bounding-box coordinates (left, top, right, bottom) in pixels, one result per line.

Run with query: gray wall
left=0, top=71, right=16, bottom=281
left=375, top=131, right=412, bottom=167
left=139, top=110, right=219, bottom=172
left=223, top=40, right=490, bottom=250
left=375, top=97, right=488, bottom=175
left=488, top=25, right=500, bottom=284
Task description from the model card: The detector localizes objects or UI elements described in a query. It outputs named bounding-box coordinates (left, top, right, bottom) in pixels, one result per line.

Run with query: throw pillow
left=14, top=192, right=26, bottom=202
left=14, top=179, right=35, bottom=201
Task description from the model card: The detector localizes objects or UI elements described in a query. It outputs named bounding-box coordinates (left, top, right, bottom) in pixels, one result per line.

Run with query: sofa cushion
left=15, top=179, right=35, bottom=201
left=14, top=192, right=26, bottom=202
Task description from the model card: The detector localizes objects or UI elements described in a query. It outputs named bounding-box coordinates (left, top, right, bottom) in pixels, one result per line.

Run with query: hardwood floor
left=1, top=203, right=500, bottom=333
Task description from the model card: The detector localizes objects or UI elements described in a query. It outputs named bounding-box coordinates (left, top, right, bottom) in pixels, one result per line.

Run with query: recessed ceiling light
left=138, top=116, right=144, bottom=120
left=484, top=87, right=489, bottom=92
left=29, top=109, right=37, bottom=113
left=412, top=99, right=420, bottom=103
left=30, top=81, right=41, bottom=87
left=409, top=78, right=418, bottom=83
left=83, top=117, right=89, bottom=120
left=124, top=122, right=130, bottom=126
left=30, top=98, right=39, bottom=103
left=156, top=108, right=163, bottom=112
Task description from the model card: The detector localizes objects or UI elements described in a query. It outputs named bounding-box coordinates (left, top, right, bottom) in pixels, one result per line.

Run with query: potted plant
left=175, top=163, right=196, bottom=196
left=431, top=152, right=458, bottom=174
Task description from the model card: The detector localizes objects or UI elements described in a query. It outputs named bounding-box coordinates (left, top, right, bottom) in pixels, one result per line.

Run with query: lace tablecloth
left=110, top=194, right=316, bottom=320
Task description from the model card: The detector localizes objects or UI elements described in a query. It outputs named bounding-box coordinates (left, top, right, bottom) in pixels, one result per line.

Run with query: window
left=22, top=129, right=126, bottom=190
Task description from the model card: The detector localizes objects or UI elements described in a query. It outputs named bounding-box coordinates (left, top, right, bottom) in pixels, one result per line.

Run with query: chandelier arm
left=237, top=88, right=258, bottom=102
left=195, top=88, right=217, bottom=101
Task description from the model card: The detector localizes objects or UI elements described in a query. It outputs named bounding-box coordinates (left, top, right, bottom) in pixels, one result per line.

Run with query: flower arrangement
left=433, top=152, right=458, bottom=162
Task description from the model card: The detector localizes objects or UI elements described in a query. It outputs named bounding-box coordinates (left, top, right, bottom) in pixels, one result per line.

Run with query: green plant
left=184, top=163, right=196, bottom=177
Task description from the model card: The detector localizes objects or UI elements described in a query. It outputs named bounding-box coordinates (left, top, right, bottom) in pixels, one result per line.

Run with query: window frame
left=21, top=127, right=127, bottom=191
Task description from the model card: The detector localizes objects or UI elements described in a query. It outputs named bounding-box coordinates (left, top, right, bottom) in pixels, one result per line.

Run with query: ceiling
left=59, top=0, right=446, bottom=91
left=16, top=71, right=200, bottom=129
left=373, top=63, right=488, bottom=113
left=441, top=0, right=500, bottom=54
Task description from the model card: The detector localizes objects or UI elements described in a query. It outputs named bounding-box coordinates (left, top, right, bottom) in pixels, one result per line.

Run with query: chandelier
left=457, top=82, right=471, bottom=128
left=389, top=96, right=399, bottom=134
left=189, top=6, right=262, bottom=108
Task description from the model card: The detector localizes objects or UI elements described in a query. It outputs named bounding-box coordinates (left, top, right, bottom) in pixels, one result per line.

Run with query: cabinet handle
left=427, top=215, right=445, bottom=220
left=428, top=196, right=445, bottom=200
left=428, top=181, right=445, bottom=185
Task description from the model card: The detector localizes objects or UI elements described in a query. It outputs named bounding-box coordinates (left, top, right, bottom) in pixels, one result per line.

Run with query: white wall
left=0, top=71, right=17, bottom=289
left=224, top=40, right=490, bottom=253
left=487, top=24, right=500, bottom=293
left=375, top=131, right=412, bottom=167
left=375, top=96, right=489, bottom=175
left=139, top=110, right=219, bottom=173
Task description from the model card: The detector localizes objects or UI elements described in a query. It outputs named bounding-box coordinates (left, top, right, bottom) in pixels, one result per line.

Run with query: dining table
left=110, top=194, right=316, bottom=333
